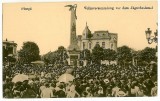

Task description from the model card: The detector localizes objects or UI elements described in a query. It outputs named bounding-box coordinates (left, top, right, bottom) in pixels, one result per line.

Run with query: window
left=89, top=43, right=91, bottom=49
left=8, top=47, right=13, bottom=54
left=96, top=42, right=99, bottom=45
left=111, top=43, right=113, bottom=49
left=102, top=42, right=105, bottom=48
left=83, top=42, right=85, bottom=49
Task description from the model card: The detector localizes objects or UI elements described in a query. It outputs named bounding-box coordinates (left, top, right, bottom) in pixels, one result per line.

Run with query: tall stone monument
left=65, top=4, right=80, bottom=66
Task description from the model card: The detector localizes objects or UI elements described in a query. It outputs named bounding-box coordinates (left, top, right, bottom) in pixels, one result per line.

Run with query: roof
left=3, top=40, right=17, bottom=46
left=94, top=30, right=109, bottom=33
left=92, top=30, right=111, bottom=39
left=82, top=22, right=91, bottom=39
left=81, top=23, right=118, bottom=40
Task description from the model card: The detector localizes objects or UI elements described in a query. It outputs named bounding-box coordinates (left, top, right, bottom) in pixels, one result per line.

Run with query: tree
left=18, top=41, right=40, bottom=64
left=57, top=46, right=69, bottom=64
left=103, top=49, right=117, bottom=64
left=42, top=46, right=68, bottom=65
left=42, top=51, right=57, bottom=64
left=138, top=47, right=157, bottom=64
left=91, top=44, right=104, bottom=64
left=117, top=45, right=132, bottom=66
left=80, top=49, right=91, bottom=65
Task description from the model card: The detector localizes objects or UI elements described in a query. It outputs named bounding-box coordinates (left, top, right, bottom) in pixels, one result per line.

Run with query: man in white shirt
left=41, top=83, right=53, bottom=98
left=39, top=83, right=46, bottom=94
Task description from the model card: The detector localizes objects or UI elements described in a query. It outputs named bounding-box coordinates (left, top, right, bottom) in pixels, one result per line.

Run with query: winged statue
left=65, top=4, right=77, bottom=19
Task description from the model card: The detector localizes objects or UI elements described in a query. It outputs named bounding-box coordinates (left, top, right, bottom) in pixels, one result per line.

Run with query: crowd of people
left=3, top=62, right=157, bottom=98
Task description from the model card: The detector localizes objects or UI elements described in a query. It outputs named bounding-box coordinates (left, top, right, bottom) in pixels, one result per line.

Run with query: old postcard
left=2, top=1, right=158, bottom=99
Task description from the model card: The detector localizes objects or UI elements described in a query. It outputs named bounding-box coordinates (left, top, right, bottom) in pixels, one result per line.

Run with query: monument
left=65, top=4, right=80, bottom=66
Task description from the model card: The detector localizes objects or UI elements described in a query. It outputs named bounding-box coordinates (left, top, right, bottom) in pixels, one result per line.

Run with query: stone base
left=67, top=50, right=80, bottom=66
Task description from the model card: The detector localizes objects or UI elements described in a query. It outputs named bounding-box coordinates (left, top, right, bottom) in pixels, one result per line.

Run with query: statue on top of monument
left=65, top=4, right=77, bottom=19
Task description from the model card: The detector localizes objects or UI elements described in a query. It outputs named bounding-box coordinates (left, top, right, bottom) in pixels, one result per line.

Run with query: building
left=3, top=39, right=17, bottom=63
left=77, top=23, right=118, bottom=52
left=77, top=23, right=118, bottom=65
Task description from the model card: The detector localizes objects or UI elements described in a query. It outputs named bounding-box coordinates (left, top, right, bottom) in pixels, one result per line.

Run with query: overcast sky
left=3, top=1, right=157, bottom=55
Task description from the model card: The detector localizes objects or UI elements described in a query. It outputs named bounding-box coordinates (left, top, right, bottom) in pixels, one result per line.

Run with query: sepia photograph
left=2, top=1, right=158, bottom=98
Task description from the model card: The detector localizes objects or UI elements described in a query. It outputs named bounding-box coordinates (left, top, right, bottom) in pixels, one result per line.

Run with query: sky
left=2, top=1, right=158, bottom=55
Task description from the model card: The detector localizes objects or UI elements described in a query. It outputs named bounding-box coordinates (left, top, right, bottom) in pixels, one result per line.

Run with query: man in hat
left=21, top=84, right=37, bottom=98
left=55, top=82, right=66, bottom=98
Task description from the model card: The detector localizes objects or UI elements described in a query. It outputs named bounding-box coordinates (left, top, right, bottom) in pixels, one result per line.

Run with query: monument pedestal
left=68, top=49, right=80, bottom=67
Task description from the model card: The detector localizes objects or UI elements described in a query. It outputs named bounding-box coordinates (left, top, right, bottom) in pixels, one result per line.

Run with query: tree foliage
left=117, top=45, right=132, bottom=66
left=18, top=41, right=40, bottom=64
left=42, top=51, right=58, bottom=64
left=91, top=44, right=104, bottom=64
left=138, top=47, right=157, bottom=63
left=42, top=46, right=68, bottom=65
left=57, top=46, right=68, bottom=62
left=103, top=49, right=117, bottom=64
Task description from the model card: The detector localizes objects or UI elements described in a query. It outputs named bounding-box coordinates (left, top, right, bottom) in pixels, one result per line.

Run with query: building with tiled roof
left=77, top=23, right=118, bottom=52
